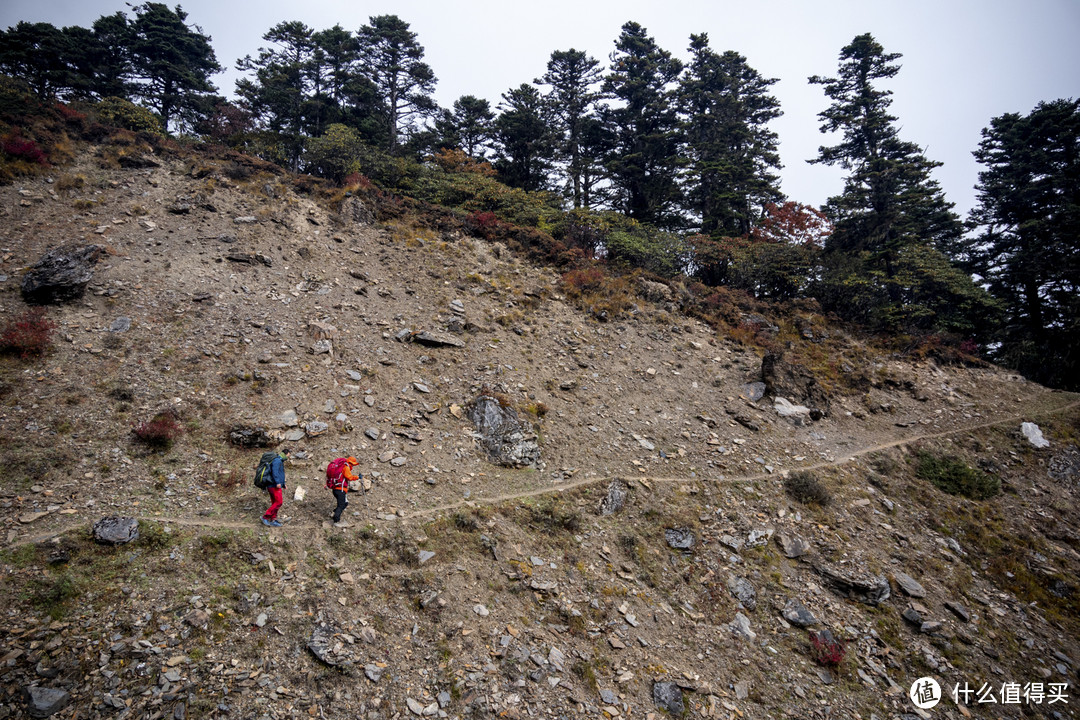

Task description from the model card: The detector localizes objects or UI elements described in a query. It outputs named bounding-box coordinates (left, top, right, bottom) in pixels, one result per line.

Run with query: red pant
left=264, top=486, right=283, bottom=520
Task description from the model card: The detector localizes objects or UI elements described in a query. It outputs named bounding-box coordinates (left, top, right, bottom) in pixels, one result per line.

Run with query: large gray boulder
left=466, top=395, right=540, bottom=468
left=92, top=516, right=139, bottom=545
left=21, top=245, right=102, bottom=305
left=24, top=686, right=71, bottom=717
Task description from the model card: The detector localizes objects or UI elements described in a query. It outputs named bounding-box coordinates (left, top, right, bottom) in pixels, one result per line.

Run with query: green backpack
left=253, top=451, right=278, bottom=489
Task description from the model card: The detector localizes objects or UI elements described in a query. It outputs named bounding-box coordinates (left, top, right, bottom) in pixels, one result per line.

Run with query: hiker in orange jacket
left=326, top=456, right=361, bottom=526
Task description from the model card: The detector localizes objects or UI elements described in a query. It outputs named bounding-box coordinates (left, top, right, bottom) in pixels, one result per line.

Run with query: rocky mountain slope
left=0, top=146, right=1078, bottom=720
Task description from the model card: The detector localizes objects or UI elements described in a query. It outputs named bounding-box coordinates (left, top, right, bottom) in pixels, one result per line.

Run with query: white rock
left=1021, top=422, right=1049, bottom=449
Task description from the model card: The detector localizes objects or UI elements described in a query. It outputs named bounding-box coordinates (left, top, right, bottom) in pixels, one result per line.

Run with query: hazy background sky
left=3, top=0, right=1078, bottom=217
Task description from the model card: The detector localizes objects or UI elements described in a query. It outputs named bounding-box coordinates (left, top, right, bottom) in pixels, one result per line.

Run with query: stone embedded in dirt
left=418, top=550, right=435, bottom=564
left=652, top=682, right=684, bottom=715
left=945, top=600, right=970, bottom=622
left=776, top=532, right=810, bottom=558
left=893, top=571, right=926, bottom=598
left=816, top=562, right=890, bottom=605
left=21, top=244, right=102, bottom=305
left=365, top=427, right=379, bottom=440
left=185, top=609, right=210, bottom=630
left=390, top=456, right=407, bottom=467
left=341, top=196, right=375, bottom=225
left=598, top=480, right=628, bottom=515
left=310, top=339, right=333, bottom=355
left=93, top=516, right=139, bottom=545
left=782, top=598, right=818, bottom=627
left=364, top=664, right=383, bottom=682
left=412, top=331, right=465, bottom=348
left=109, top=317, right=131, bottom=332
left=225, top=252, right=272, bottom=266
left=727, top=576, right=757, bottom=610
left=902, top=607, right=923, bottom=625
left=774, top=396, right=812, bottom=425
left=229, top=425, right=274, bottom=448
left=741, top=382, right=766, bottom=402
left=761, top=351, right=830, bottom=416
left=1021, top=422, right=1050, bottom=449
left=304, top=421, right=329, bottom=437
left=308, top=625, right=350, bottom=667
left=23, top=685, right=70, bottom=718
left=466, top=395, right=541, bottom=468
left=920, top=621, right=943, bottom=635
left=729, top=612, right=756, bottom=641
left=665, top=528, right=695, bottom=550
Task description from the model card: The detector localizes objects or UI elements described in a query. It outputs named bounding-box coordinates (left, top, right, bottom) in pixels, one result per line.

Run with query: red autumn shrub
left=0, top=308, right=56, bottom=358
left=133, top=412, right=183, bottom=450
left=1, top=132, right=47, bottom=165
left=809, top=631, right=846, bottom=667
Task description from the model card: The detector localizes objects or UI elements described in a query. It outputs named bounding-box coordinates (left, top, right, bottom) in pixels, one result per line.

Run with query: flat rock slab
left=665, top=528, right=695, bottom=550
left=412, top=331, right=465, bottom=348
left=24, top=686, right=71, bottom=718
left=308, top=625, right=350, bottom=667
left=816, top=562, right=890, bottom=605
left=93, top=516, right=139, bottom=545
left=598, top=480, right=628, bottom=515
left=782, top=598, right=818, bottom=627
left=776, top=532, right=811, bottom=558
left=22, top=244, right=101, bottom=305
left=652, top=681, right=684, bottom=715
left=893, top=571, right=926, bottom=598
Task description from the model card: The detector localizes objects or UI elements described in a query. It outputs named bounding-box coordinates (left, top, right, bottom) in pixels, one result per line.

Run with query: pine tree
left=537, top=49, right=605, bottom=208
left=603, top=22, right=683, bottom=228
left=492, top=84, right=555, bottom=192
left=679, top=33, right=783, bottom=237
left=436, top=95, right=495, bottom=160
left=962, top=99, right=1080, bottom=388
left=127, top=3, right=220, bottom=133
left=809, top=34, right=960, bottom=273
left=807, top=34, right=992, bottom=334
left=236, top=21, right=316, bottom=167
left=356, top=14, right=437, bottom=153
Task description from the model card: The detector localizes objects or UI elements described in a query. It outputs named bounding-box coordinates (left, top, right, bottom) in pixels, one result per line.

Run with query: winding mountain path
left=6, top=395, right=1078, bottom=548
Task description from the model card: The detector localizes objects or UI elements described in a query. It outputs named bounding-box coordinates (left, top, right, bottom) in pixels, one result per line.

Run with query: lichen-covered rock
left=21, top=244, right=102, bottom=305
left=92, top=516, right=139, bottom=545
left=598, top=480, right=628, bottom=515
left=466, top=395, right=540, bottom=468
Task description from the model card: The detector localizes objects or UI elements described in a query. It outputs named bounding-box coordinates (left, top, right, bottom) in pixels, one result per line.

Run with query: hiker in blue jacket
left=262, top=448, right=291, bottom=527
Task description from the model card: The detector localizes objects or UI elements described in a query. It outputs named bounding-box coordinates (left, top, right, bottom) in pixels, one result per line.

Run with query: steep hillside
left=0, top=148, right=1078, bottom=720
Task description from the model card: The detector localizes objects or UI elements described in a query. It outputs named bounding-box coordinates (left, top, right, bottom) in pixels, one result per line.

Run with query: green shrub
left=94, top=97, right=163, bottom=135
left=915, top=451, right=999, bottom=500
left=784, top=471, right=832, bottom=506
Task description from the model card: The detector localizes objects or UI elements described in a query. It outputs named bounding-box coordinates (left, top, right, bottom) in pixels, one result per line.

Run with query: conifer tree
left=127, top=3, right=220, bottom=133
left=356, top=14, right=437, bottom=153
left=493, top=84, right=555, bottom=192
left=538, top=49, right=605, bottom=208
left=962, top=98, right=1080, bottom=388
left=679, top=33, right=783, bottom=237
left=603, top=22, right=683, bottom=228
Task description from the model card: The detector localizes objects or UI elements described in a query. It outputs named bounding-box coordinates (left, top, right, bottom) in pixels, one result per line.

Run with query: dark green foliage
left=94, top=96, right=162, bottom=134
left=960, top=99, right=1080, bottom=390
left=603, top=22, right=683, bottom=228
left=808, top=34, right=989, bottom=336
left=493, top=83, right=555, bottom=192
left=126, top=3, right=221, bottom=133
left=436, top=94, right=494, bottom=160
left=537, top=48, right=606, bottom=208
left=357, top=14, right=438, bottom=152
left=915, top=450, right=1000, bottom=500
left=679, top=33, right=783, bottom=237
left=784, top=471, right=832, bottom=506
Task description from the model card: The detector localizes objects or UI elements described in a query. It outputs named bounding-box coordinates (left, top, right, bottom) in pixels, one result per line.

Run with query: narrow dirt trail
left=6, top=395, right=1078, bottom=547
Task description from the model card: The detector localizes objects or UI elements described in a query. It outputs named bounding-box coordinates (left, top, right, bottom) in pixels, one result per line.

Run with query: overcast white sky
left=3, top=0, right=1079, bottom=217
